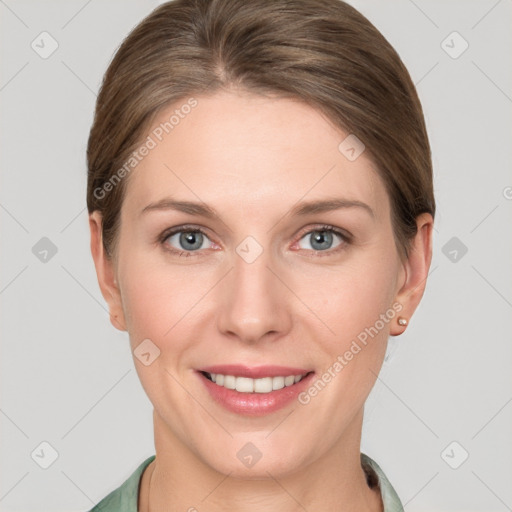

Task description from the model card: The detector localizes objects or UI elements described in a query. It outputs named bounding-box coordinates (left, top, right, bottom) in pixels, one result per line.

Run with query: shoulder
left=88, top=455, right=156, bottom=512
left=361, top=452, right=404, bottom=512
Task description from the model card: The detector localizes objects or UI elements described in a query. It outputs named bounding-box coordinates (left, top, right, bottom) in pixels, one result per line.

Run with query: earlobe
left=89, top=211, right=127, bottom=332
left=390, top=213, right=434, bottom=337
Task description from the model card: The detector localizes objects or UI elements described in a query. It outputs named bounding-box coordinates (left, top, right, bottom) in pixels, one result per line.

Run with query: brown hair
left=87, top=0, right=435, bottom=262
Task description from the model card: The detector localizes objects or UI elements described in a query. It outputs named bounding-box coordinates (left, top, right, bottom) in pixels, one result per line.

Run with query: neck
left=139, top=408, right=383, bottom=512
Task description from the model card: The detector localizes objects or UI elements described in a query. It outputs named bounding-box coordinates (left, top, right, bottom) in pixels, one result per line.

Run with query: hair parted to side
left=87, top=0, right=435, bottom=262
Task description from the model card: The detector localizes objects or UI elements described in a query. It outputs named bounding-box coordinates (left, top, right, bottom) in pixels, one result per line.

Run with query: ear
left=390, top=212, right=434, bottom=336
left=89, top=211, right=127, bottom=331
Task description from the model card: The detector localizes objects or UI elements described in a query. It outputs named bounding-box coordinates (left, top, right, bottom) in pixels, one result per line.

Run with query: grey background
left=1, top=0, right=511, bottom=510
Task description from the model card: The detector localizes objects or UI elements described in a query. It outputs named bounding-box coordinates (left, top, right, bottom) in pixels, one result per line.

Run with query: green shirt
left=89, top=452, right=403, bottom=511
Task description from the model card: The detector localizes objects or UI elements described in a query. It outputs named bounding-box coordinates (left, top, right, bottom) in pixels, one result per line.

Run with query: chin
left=195, top=435, right=310, bottom=480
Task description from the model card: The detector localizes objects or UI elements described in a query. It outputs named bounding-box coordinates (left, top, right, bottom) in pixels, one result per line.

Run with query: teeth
left=272, top=376, right=285, bottom=390
left=254, top=377, right=272, bottom=393
left=223, top=375, right=236, bottom=390
left=284, top=375, right=295, bottom=386
left=206, top=373, right=306, bottom=393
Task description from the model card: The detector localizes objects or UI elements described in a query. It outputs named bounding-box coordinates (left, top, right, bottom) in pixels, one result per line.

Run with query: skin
left=90, top=87, right=433, bottom=512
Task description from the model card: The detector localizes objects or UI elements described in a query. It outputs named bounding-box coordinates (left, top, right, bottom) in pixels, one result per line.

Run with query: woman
left=87, top=0, right=435, bottom=510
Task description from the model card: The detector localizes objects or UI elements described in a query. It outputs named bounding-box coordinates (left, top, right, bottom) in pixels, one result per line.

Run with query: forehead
left=122, top=90, right=389, bottom=219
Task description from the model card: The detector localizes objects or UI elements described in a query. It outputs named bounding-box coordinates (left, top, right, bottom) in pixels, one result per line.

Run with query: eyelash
left=158, top=224, right=352, bottom=258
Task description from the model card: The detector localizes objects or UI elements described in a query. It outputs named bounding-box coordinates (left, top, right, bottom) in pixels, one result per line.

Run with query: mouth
left=200, top=371, right=310, bottom=393
left=196, top=365, right=315, bottom=416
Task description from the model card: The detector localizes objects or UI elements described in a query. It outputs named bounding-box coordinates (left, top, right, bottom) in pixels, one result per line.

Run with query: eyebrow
left=140, top=197, right=374, bottom=219
left=290, top=198, right=374, bottom=219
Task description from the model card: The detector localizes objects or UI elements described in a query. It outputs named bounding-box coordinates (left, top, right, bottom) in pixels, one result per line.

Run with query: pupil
left=180, top=231, right=203, bottom=250
left=312, top=230, right=332, bottom=250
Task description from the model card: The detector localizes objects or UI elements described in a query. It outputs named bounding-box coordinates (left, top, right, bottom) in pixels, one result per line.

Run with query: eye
left=160, top=226, right=213, bottom=255
left=159, top=224, right=350, bottom=257
left=296, top=225, right=348, bottom=253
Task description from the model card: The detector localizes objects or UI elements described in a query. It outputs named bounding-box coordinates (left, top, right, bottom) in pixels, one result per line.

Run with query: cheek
left=118, top=224, right=399, bottom=352
left=337, top=269, right=396, bottom=342
left=118, top=250, right=217, bottom=356
left=301, top=250, right=398, bottom=344
left=293, top=243, right=399, bottom=396
left=118, top=255, right=199, bottom=406
left=290, top=259, right=396, bottom=425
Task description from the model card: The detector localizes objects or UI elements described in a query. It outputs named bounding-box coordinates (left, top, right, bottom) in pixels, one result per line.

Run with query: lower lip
left=197, top=371, right=315, bottom=416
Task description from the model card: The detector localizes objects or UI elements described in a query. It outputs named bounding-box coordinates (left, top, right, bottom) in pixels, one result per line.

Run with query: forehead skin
left=120, top=88, right=391, bottom=249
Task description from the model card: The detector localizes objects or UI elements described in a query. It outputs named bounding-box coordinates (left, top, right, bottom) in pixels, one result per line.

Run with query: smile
left=202, top=372, right=307, bottom=393
left=197, top=365, right=315, bottom=415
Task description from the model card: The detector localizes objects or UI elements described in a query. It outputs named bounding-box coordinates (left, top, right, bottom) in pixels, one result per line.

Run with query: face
left=91, top=88, right=430, bottom=478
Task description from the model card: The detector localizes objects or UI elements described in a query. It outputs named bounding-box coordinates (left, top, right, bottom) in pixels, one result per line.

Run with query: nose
left=216, top=245, right=293, bottom=345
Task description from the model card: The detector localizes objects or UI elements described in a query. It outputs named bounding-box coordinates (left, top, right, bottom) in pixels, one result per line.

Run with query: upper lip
left=198, top=365, right=312, bottom=379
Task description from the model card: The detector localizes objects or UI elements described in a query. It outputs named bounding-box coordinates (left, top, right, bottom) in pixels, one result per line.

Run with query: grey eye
left=298, top=230, right=342, bottom=251
left=166, top=230, right=210, bottom=251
